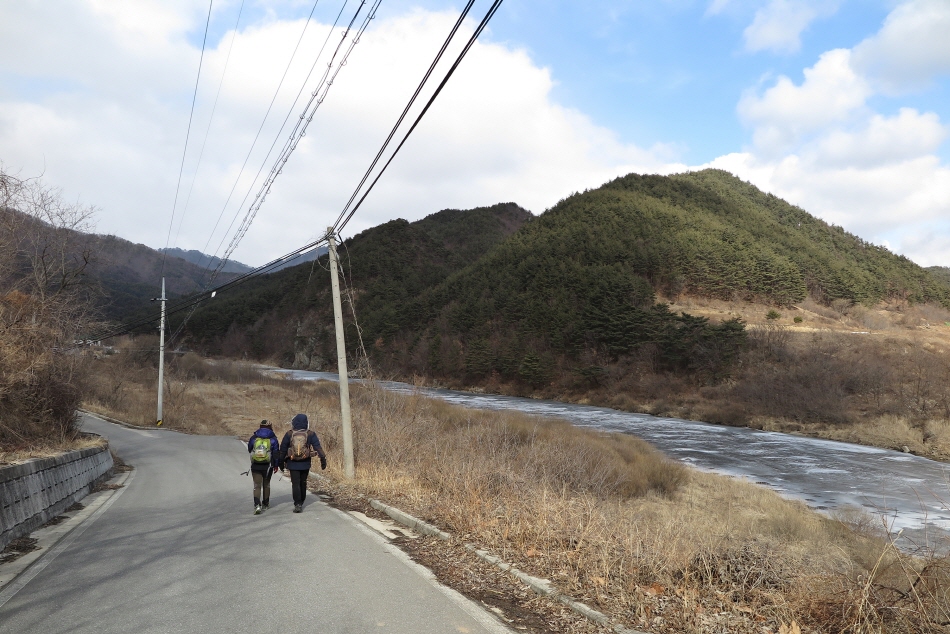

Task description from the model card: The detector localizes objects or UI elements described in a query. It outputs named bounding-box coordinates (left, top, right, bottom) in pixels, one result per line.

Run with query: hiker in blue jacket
left=247, top=420, right=279, bottom=515
left=278, top=413, right=327, bottom=513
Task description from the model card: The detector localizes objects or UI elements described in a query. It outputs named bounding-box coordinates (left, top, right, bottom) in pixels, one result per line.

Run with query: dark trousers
left=289, top=469, right=309, bottom=505
left=252, top=468, right=273, bottom=504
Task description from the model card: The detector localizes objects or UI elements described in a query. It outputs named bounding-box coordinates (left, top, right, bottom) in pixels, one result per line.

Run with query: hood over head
left=291, top=413, right=309, bottom=430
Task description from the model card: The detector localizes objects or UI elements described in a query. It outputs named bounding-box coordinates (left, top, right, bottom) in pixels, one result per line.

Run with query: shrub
left=0, top=170, right=97, bottom=449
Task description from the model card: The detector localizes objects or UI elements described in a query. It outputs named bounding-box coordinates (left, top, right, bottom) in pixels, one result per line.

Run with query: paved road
left=0, top=414, right=509, bottom=634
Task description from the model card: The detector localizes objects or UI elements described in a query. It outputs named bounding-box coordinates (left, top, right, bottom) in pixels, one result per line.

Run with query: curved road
left=0, top=414, right=510, bottom=634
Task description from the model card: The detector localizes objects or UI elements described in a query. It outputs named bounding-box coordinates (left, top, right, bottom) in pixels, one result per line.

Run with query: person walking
left=247, top=419, right=279, bottom=515
left=278, top=413, right=327, bottom=513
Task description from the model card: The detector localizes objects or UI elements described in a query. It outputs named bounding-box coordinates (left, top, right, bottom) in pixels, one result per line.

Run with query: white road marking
left=0, top=469, right=134, bottom=609
left=335, top=507, right=514, bottom=634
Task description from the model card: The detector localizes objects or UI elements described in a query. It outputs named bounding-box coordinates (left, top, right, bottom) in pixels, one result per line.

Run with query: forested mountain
left=88, top=235, right=244, bottom=319
left=159, top=248, right=254, bottom=274
left=0, top=206, right=236, bottom=320
left=177, top=171, right=950, bottom=389
left=179, top=202, right=532, bottom=358
left=928, top=266, right=950, bottom=287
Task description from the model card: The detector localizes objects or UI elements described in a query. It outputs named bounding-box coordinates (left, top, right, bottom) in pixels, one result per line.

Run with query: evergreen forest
left=169, top=170, right=950, bottom=390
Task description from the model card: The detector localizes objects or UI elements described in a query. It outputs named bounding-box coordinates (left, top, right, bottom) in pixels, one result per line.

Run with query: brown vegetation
left=417, top=295, right=950, bottom=463
left=0, top=168, right=98, bottom=451
left=82, top=352, right=950, bottom=632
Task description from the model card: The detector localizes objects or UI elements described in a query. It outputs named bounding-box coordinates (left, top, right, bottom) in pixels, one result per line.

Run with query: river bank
left=80, top=353, right=950, bottom=633
left=402, top=370, right=950, bottom=462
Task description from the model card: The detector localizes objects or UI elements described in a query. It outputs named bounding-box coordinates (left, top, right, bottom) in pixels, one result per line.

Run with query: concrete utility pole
left=156, top=278, right=166, bottom=426
left=327, top=230, right=355, bottom=479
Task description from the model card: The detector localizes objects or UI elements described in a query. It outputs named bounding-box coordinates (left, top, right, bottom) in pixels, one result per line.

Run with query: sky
left=1, top=0, right=949, bottom=269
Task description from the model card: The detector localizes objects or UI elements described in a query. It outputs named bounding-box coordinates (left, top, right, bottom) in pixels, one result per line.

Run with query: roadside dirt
left=321, top=488, right=618, bottom=634
left=0, top=537, right=39, bottom=565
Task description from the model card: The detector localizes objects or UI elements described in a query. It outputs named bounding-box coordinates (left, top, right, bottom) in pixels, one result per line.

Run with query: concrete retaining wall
left=0, top=443, right=113, bottom=550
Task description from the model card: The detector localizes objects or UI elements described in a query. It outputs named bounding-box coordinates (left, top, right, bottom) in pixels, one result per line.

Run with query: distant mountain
left=928, top=266, right=950, bottom=287
left=87, top=237, right=244, bottom=320
left=159, top=248, right=253, bottom=274
left=178, top=172, right=950, bottom=390
left=0, top=206, right=238, bottom=321
left=180, top=202, right=533, bottom=359
left=265, top=246, right=328, bottom=273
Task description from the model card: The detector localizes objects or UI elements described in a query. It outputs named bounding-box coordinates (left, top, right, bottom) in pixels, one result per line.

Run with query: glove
left=320, top=456, right=327, bottom=470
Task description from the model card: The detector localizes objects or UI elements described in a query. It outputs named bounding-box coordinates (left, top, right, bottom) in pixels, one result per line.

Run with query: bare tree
left=0, top=166, right=99, bottom=447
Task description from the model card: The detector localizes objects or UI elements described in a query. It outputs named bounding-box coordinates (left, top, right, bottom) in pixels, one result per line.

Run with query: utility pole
left=156, top=278, right=166, bottom=426
left=327, top=230, right=355, bottom=479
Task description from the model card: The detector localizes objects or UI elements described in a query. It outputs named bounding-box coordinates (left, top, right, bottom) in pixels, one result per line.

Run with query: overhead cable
left=211, top=0, right=381, bottom=283
left=164, top=0, right=370, bottom=345
left=330, top=0, right=476, bottom=231
left=160, top=0, right=215, bottom=279
left=334, top=0, right=505, bottom=235
left=200, top=0, right=335, bottom=264
left=93, top=237, right=330, bottom=342
left=97, top=0, right=505, bottom=344
left=172, top=0, right=248, bottom=253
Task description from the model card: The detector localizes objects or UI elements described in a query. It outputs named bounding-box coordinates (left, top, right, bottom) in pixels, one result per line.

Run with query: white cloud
left=808, top=108, right=947, bottom=169
left=852, top=0, right=950, bottom=94
left=720, top=0, right=950, bottom=267
left=738, top=49, right=869, bottom=153
left=900, top=228, right=950, bottom=268
left=0, top=5, right=682, bottom=266
left=743, top=0, right=821, bottom=54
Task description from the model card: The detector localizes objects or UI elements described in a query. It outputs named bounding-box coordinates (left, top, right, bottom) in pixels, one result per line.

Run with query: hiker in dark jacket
left=247, top=420, right=279, bottom=515
left=278, top=413, right=326, bottom=513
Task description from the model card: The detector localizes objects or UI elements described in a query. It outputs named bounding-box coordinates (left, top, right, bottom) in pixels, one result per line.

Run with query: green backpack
left=251, top=437, right=272, bottom=464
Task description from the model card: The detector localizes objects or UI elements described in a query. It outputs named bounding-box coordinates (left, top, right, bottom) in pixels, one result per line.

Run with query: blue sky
left=1, top=0, right=949, bottom=267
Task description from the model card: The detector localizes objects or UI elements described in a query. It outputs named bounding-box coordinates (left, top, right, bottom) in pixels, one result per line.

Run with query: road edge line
left=331, top=502, right=516, bottom=634
left=366, top=497, right=647, bottom=634
left=0, top=469, right=135, bottom=610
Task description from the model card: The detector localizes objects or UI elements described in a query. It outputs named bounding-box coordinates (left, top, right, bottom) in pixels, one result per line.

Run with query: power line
left=159, top=0, right=377, bottom=345
left=334, top=0, right=505, bottom=235
left=331, top=0, right=476, bottom=231
left=160, top=0, right=360, bottom=341
left=200, top=0, right=336, bottom=264
left=172, top=0, right=248, bottom=252
left=160, top=0, right=215, bottom=279
left=93, top=237, right=331, bottom=342
left=211, top=0, right=380, bottom=282
left=96, top=0, right=506, bottom=345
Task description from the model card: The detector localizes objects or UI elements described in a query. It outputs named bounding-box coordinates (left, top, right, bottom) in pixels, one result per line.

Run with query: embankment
left=0, top=443, right=113, bottom=549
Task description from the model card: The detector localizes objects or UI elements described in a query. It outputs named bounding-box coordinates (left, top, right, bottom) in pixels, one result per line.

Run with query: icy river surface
left=279, top=369, right=950, bottom=547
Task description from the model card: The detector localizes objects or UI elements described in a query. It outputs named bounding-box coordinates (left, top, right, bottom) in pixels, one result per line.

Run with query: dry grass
left=512, top=299, right=950, bottom=462
left=83, top=353, right=950, bottom=632
left=82, top=351, right=339, bottom=438
left=0, top=434, right=105, bottom=466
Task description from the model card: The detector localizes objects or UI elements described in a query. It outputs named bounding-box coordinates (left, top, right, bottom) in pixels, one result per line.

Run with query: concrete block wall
left=0, top=444, right=113, bottom=550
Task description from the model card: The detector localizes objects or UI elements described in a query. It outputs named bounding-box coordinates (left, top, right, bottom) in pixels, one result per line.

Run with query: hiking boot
left=254, top=504, right=262, bottom=515
left=293, top=504, right=302, bottom=513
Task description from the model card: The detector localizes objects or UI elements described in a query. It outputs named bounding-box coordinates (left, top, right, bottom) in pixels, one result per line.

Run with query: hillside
left=180, top=202, right=533, bottom=359
left=89, top=235, right=244, bottom=319
left=363, top=170, right=950, bottom=379
left=177, top=170, right=950, bottom=388
left=928, top=266, right=950, bottom=287
left=0, top=205, right=237, bottom=320
left=159, top=248, right=254, bottom=274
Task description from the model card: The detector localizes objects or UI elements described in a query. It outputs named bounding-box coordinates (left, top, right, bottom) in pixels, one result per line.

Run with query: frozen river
left=278, top=369, right=950, bottom=549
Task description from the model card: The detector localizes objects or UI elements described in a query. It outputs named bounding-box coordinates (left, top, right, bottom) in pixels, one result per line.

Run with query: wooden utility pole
left=156, top=277, right=166, bottom=426
left=327, top=230, right=355, bottom=478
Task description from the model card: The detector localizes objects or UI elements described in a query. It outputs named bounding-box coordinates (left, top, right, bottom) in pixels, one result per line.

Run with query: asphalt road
left=0, top=414, right=510, bottom=634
